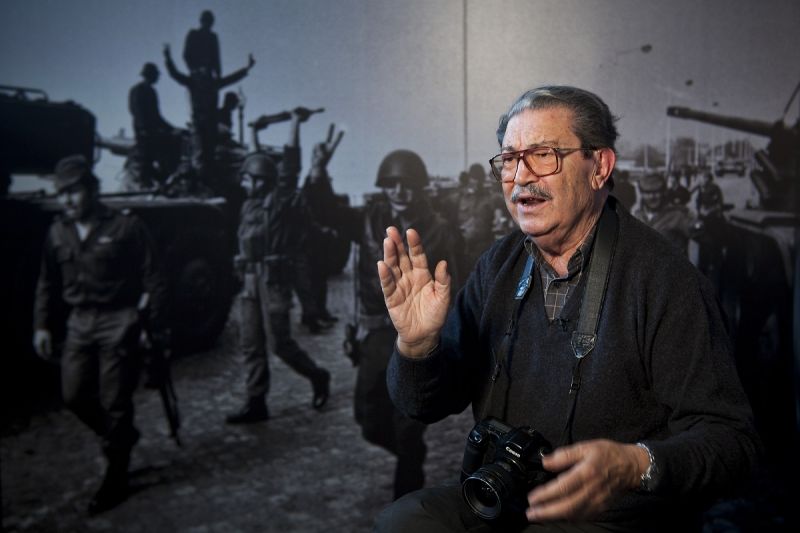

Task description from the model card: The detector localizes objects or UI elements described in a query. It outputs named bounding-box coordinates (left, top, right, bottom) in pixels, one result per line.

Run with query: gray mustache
left=511, top=183, right=553, bottom=203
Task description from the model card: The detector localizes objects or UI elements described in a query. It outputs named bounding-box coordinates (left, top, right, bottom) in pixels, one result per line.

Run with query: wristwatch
left=635, top=442, right=658, bottom=492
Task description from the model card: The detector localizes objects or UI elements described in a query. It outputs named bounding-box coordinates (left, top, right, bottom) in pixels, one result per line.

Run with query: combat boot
left=311, top=368, right=331, bottom=410
left=226, top=397, right=269, bottom=424
left=88, top=430, right=138, bottom=516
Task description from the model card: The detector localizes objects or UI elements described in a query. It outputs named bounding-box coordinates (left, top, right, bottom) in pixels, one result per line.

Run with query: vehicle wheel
left=170, top=256, right=233, bottom=353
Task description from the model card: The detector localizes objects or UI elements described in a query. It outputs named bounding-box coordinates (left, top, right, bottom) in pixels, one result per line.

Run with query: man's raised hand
left=377, top=226, right=450, bottom=358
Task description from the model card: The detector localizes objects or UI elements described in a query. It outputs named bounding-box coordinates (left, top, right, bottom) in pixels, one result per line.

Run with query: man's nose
left=513, top=157, right=538, bottom=184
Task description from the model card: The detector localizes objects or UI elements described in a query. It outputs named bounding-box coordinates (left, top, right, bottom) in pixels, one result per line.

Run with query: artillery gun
left=667, top=88, right=800, bottom=455
left=1, top=86, right=240, bottom=423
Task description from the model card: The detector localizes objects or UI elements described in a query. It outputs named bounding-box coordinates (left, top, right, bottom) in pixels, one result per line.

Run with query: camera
left=460, top=417, right=553, bottom=521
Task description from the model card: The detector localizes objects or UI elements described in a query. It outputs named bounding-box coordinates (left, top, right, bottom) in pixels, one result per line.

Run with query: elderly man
left=374, top=86, right=759, bottom=532
left=33, top=154, right=168, bottom=515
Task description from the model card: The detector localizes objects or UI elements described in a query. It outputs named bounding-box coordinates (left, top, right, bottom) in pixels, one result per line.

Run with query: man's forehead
left=501, top=107, right=577, bottom=149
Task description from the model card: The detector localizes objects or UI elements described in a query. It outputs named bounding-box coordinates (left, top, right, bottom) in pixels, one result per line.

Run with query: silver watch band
left=636, top=442, right=657, bottom=492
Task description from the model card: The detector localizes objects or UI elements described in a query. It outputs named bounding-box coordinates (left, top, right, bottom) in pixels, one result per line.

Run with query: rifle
left=139, top=295, right=182, bottom=447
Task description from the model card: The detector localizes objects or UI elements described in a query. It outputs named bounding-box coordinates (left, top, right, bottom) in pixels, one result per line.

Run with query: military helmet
left=375, top=149, right=429, bottom=189
left=240, top=153, right=277, bottom=183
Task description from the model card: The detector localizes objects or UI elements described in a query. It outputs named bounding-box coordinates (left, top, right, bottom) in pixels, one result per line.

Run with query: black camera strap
left=558, top=202, right=617, bottom=445
left=481, top=202, right=618, bottom=444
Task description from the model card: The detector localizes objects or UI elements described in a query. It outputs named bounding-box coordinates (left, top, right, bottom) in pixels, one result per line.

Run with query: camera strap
left=559, top=202, right=618, bottom=445
left=481, top=202, right=618, bottom=443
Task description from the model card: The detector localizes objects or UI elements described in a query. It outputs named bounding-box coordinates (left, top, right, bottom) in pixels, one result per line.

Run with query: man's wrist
left=396, top=337, right=438, bottom=359
left=635, top=442, right=658, bottom=492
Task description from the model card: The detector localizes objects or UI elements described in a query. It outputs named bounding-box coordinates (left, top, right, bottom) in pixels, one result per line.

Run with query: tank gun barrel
left=666, top=106, right=778, bottom=138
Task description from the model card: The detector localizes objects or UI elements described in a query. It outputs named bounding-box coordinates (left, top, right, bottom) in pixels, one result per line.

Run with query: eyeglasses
left=488, top=146, right=594, bottom=182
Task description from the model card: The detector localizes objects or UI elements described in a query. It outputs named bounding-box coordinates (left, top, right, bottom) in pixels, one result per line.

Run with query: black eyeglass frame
left=488, top=146, right=597, bottom=182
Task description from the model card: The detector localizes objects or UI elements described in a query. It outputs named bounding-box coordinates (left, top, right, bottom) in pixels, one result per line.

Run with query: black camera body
left=460, top=417, right=553, bottom=521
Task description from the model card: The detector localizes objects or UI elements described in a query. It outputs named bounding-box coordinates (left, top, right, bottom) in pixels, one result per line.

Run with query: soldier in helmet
left=128, top=62, right=180, bottom=188
left=693, top=170, right=727, bottom=289
left=226, top=108, right=331, bottom=424
left=352, top=149, right=462, bottom=500
left=633, top=173, right=693, bottom=256
left=32, top=154, right=168, bottom=514
left=456, top=162, right=496, bottom=274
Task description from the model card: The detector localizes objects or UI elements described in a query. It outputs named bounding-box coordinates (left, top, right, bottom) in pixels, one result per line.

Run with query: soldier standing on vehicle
left=32, top=154, right=169, bottom=515
left=352, top=149, right=462, bottom=499
left=163, top=43, right=254, bottom=190
left=633, top=173, right=693, bottom=256
left=226, top=108, right=331, bottom=424
left=128, top=62, right=180, bottom=188
left=182, top=10, right=221, bottom=79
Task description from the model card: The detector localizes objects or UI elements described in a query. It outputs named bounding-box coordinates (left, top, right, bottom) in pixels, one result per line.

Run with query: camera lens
left=462, top=463, right=513, bottom=520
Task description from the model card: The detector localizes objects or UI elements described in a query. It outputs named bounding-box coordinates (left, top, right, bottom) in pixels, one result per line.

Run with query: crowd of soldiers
left=626, top=167, right=728, bottom=287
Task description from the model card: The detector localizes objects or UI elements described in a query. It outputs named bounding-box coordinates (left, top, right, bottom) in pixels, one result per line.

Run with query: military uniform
left=354, top=150, right=463, bottom=499
left=34, top=165, right=168, bottom=513
left=228, top=148, right=330, bottom=423
left=164, top=52, right=250, bottom=185
left=128, top=64, right=179, bottom=187
left=633, top=202, right=693, bottom=256
left=694, top=176, right=726, bottom=289
left=634, top=174, right=694, bottom=257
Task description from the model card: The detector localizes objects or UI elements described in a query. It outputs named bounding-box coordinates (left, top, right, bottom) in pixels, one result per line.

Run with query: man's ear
left=593, top=147, right=616, bottom=190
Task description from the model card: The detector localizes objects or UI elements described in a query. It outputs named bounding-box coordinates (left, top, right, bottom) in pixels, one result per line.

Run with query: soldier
left=665, top=172, right=691, bottom=207
left=32, top=154, right=168, bottom=515
left=633, top=173, right=693, bottom=256
left=226, top=108, right=331, bottom=425
left=182, top=9, right=221, bottom=79
left=353, top=149, right=462, bottom=499
left=163, top=43, right=254, bottom=187
left=300, top=124, right=347, bottom=328
left=694, top=170, right=726, bottom=288
left=456, top=163, right=496, bottom=275
left=218, top=91, right=239, bottom=133
left=128, top=62, right=180, bottom=187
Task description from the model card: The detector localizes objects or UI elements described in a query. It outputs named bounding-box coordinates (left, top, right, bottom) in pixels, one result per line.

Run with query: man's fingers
left=377, top=260, right=397, bottom=300
left=385, top=227, right=412, bottom=274
left=405, top=228, right=431, bottom=272
left=433, top=260, right=451, bottom=292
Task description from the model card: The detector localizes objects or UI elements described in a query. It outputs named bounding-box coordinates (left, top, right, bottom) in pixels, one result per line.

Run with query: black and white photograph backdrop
left=2, top=1, right=798, bottom=531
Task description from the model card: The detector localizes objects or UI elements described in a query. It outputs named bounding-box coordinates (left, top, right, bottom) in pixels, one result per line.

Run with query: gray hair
left=496, top=86, right=619, bottom=153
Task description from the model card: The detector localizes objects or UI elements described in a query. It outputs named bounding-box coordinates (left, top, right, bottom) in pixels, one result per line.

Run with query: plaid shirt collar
left=523, top=227, right=598, bottom=320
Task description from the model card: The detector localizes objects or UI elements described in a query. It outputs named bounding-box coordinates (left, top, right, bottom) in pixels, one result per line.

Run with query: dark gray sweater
left=387, top=198, right=759, bottom=524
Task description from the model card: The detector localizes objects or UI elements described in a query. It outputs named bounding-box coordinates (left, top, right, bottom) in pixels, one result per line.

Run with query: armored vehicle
left=667, top=89, right=799, bottom=457
left=1, top=86, right=240, bottom=422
